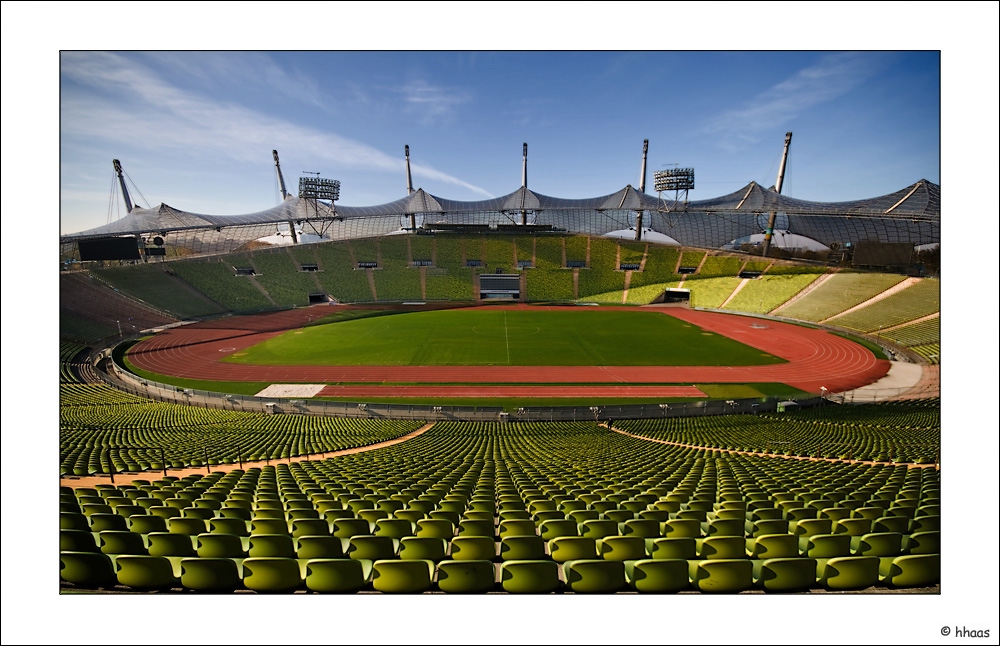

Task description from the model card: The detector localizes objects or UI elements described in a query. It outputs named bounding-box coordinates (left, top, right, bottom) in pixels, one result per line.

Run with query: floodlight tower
left=654, top=163, right=695, bottom=239
left=761, top=132, right=792, bottom=257
left=298, top=172, right=341, bottom=239
left=273, top=150, right=297, bottom=243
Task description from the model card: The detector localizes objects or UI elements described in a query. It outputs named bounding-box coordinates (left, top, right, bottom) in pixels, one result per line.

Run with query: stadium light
left=653, top=168, right=695, bottom=192
left=299, top=176, right=341, bottom=202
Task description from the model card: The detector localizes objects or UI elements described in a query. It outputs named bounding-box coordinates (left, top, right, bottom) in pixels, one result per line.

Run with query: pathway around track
left=606, top=423, right=939, bottom=470
left=59, top=423, right=436, bottom=489
left=127, top=304, right=890, bottom=394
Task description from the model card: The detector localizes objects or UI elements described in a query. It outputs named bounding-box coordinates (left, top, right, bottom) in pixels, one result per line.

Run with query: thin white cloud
left=701, top=53, right=881, bottom=149
left=400, top=79, right=472, bottom=126
left=60, top=53, right=492, bottom=196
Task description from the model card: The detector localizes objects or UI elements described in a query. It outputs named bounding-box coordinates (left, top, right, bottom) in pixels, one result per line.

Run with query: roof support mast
left=273, top=150, right=297, bottom=243
left=113, top=159, right=134, bottom=213
left=405, top=145, right=417, bottom=231
left=520, top=143, right=528, bottom=226
left=761, top=132, right=792, bottom=257
left=635, top=140, right=649, bottom=241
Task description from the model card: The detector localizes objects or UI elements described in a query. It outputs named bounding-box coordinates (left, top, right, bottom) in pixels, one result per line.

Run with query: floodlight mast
left=272, top=150, right=297, bottom=243
left=113, top=159, right=134, bottom=213
left=761, top=132, right=792, bottom=257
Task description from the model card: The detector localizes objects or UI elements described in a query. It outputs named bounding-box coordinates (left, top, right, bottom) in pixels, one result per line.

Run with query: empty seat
left=331, top=518, right=372, bottom=539
left=538, top=519, right=578, bottom=541
left=60, top=530, right=100, bottom=553
left=196, top=533, right=247, bottom=558
left=98, top=531, right=148, bottom=556
left=579, top=520, right=619, bottom=540
left=449, top=536, right=497, bottom=561
left=625, top=559, right=689, bottom=593
left=89, top=514, right=128, bottom=532
left=500, top=560, right=561, bottom=594
left=799, top=534, right=852, bottom=558
left=697, top=536, right=746, bottom=560
left=816, top=556, right=879, bottom=591
left=248, top=534, right=295, bottom=558
left=209, top=518, right=249, bottom=536
left=289, top=518, right=330, bottom=538
left=295, top=535, right=344, bottom=559
left=436, top=560, right=496, bottom=594
left=662, top=519, right=701, bottom=539
left=832, top=518, right=872, bottom=537
left=752, top=558, right=817, bottom=592
left=879, top=554, right=940, bottom=588
left=498, top=520, right=537, bottom=539
left=792, top=519, right=833, bottom=537
left=548, top=537, right=598, bottom=563
left=169, top=518, right=208, bottom=536
left=499, top=535, right=546, bottom=561
left=145, top=533, right=195, bottom=557
left=688, top=559, right=753, bottom=593
left=562, top=560, right=626, bottom=593
left=415, top=519, right=455, bottom=540
left=873, top=516, right=909, bottom=534
left=458, top=519, right=495, bottom=538
left=853, top=532, right=904, bottom=558
left=703, top=519, right=744, bottom=538
left=60, top=512, right=91, bottom=532
left=126, top=515, right=168, bottom=535
left=746, top=534, right=799, bottom=560
left=242, top=557, right=303, bottom=593
left=647, top=537, right=697, bottom=560
left=60, top=551, right=117, bottom=588
left=597, top=536, right=646, bottom=561
left=114, top=555, right=179, bottom=591
left=398, top=537, right=448, bottom=562
left=903, top=531, right=940, bottom=555
left=304, top=558, right=372, bottom=593
left=346, top=535, right=398, bottom=561
left=372, top=559, right=435, bottom=593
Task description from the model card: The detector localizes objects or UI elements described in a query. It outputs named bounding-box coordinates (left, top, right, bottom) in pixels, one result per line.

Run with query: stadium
left=58, top=138, right=941, bottom=596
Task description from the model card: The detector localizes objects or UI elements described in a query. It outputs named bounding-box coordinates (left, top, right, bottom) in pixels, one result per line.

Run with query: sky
left=4, top=3, right=1000, bottom=644
left=59, top=49, right=941, bottom=235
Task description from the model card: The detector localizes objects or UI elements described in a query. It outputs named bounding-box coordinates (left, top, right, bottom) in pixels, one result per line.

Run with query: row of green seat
left=60, top=551, right=939, bottom=593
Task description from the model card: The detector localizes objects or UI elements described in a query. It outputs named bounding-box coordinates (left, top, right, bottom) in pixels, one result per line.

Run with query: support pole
left=405, top=145, right=414, bottom=195
left=113, top=159, right=134, bottom=213
left=762, top=132, right=792, bottom=258
left=273, top=150, right=298, bottom=243
left=639, top=139, right=648, bottom=194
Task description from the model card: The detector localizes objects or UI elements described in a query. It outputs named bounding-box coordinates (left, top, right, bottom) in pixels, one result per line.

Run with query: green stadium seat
left=60, top=551, right=117, bottom=588
left=146, top=533, right=195, bottom=557
left=242, top=557, right=303, bottom=593
left=449, top=536, right=497, bottom=561
left=752, top=558, right=817, bottom=592
left=248, top=534, right=295, bottom=558
left=500, top=536, right=546, bottom=561
left=60, top=530, right=100, bottom=553
left=500, top=560, right=561, bottom=594
left=688, top=559, right=753, bottom=593
left=436, top=560, right=496, bottom=594
left=372, top=559, right=435, bottom=593
left=304, top=558, right=372, bottom=593
left=196, top=533, right=247, bottom=558
left=648, top=537, right=697, bottom=560
left=549, top=537, right=598, bottom=563
left=799, top=534, right=852, bottom=559
left=625, top=559, right=689, bottom=593
left=114, top=555, right=179, bottom=590
left=98, top=531, right=148, bottom=555
left=879, top=554, right=939, bottom=588
left=563, top=560, right=626, bottom=593
left=746, top=534, right=799, bottom=560
left=398, top=537, right=448, bottom=562
left=597, top=536, right=647, bottom=561
left=347, top=535, right=398, bottom=561
left=816, top=556, right=880, bottom=591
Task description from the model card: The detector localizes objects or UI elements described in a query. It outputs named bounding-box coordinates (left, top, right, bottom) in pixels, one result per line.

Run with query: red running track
left=128, top=304, right=890, bottom=395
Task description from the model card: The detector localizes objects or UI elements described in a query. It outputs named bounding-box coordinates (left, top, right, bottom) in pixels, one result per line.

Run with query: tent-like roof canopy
left=61, top=179, right=939, bottom=254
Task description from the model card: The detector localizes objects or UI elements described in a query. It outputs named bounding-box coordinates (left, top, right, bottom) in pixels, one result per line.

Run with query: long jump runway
left=127, top=305, right=890, bottom=395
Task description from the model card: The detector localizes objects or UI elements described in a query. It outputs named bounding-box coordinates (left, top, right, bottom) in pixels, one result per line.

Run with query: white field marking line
left=503, top=310, right=511, bottom=364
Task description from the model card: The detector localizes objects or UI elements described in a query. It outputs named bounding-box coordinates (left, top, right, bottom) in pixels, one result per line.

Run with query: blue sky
left=58, top=48, right=942, bottom=235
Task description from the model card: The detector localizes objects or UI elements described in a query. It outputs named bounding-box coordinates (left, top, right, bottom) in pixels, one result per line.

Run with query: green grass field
left=222, top=308, right=786, bottom=367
